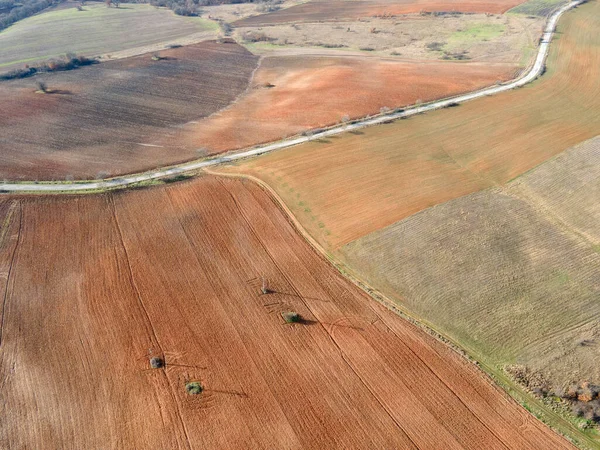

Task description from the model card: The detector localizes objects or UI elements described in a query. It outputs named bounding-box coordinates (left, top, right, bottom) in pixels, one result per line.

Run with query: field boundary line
left=0, top=0, right=584, bottom=194
left=205, top=167, right=590, bottom=449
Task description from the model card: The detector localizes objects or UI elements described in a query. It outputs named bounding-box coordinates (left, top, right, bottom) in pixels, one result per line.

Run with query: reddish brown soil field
left=0, top=41, right=258, bottom=181
left=178, top=55, right=518, bottom=154
left=234, top=0, right=527, bottom=26
left=0, top=177, right=572, bottom=448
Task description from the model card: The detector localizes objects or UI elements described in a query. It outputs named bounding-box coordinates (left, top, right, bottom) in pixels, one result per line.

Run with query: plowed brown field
left=0, top=177, right=572, bottom=449
left=221, top=1, right=600, bottom=250
left=178, top=55, right=518, bottom=153
left=0, top=41, right=258, bottom=181
left=234, top=0, right=527, bottom=26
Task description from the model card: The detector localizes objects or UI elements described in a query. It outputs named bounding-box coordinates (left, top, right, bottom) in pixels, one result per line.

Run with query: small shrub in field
left=185, top=381, right=203, bottom=395
left=426, top=41, right=445, bottom=52
left=36, top=81, right=48, bottom=93
left=281, top=311, right=300, bottom=323
left=150, top=357, right=164, bottom=368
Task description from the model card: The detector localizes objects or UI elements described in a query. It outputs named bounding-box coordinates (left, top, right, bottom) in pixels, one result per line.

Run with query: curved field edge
left=205, top=167, right=597, bottom=449
left=210, top=1, right=600, bottom=446
left=0, top=176, right=573, bottom=448
left=0, top=4, right=218, bottom=70
left=0, top=41, right=259, bottom=181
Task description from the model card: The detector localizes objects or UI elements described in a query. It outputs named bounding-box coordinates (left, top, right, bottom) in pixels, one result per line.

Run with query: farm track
left=0, top=0, right=582, bottom=193
left=0, top=178, right=575, bottom=448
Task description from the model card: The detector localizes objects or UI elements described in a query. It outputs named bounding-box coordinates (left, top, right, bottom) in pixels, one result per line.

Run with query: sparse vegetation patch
left=281, top=311, right=300, bottom=323
left=185, top=381, right=203, bottom=395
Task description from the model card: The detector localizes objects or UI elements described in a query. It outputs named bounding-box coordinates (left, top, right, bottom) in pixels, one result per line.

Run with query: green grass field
left=0, top=3, right=218, bottom=70
left=448, top=23, right=506, bottom=43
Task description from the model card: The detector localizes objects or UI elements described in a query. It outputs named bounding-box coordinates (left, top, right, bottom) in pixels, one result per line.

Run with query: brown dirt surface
left=0, top=176, right=573, bottom=449
left=179, top=55, right=518, bottom=154
left=233, top=0, right=528, bottom=26
left=221, top=1, right=600, bottom=250
left=0, top=41, right=258, bottom=181
left=340, top=135, right=600, bottom=393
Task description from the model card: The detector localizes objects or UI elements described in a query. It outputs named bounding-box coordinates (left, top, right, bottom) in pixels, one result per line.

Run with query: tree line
left=0, top=0, right=61, bottom=31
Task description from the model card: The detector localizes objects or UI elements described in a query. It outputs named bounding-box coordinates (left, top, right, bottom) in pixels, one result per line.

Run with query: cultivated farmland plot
left=341, top=137, right=600, bottom=392
left=185, top=55, right=520, bottom=154
left=0, top=176, right=573, bottom=449
left=0, top=41, right=258, bottom=180
left=233, top=0, right=530, bottom=26
left=0, top=3, right=218, bottom=71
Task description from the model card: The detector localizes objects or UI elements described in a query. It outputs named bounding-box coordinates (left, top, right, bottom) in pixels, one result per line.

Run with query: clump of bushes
left=163, top=173, right=193, bottom=183
left=281, top=311, right=300, bottom=323
left=185, top=381, right=203, bottom=395
left=426, top=41, right=445, bottom=52
left=256, top=1, right=280, bottom=13
left=0, top=53, right=97, bottom=81
left=0, top=0, right=58, bottom=32
left=150, top=357, right=164, bottom=368
left=241, top=30, right=273, bottom=43
left=506, top=365, right=600, bottom=424
left=441, top=50, right=470, bottom=60
left=505, top=364, right=551, bottom=397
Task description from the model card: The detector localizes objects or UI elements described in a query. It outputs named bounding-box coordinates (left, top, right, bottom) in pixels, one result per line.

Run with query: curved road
left=0, top=0, right=582, bottom=193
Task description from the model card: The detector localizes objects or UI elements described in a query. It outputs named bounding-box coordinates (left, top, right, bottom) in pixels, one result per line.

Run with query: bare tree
left=36, top=81, right=48, bottom=93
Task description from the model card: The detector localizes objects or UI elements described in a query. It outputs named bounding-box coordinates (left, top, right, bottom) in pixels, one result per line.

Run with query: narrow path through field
left=0, top=0, right=582, bottom=193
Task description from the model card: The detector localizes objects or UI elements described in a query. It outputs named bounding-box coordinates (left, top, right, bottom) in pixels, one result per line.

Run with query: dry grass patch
left=340, top=136, right=600, bottom=439
left=237, top=13, right=543, bottom=63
